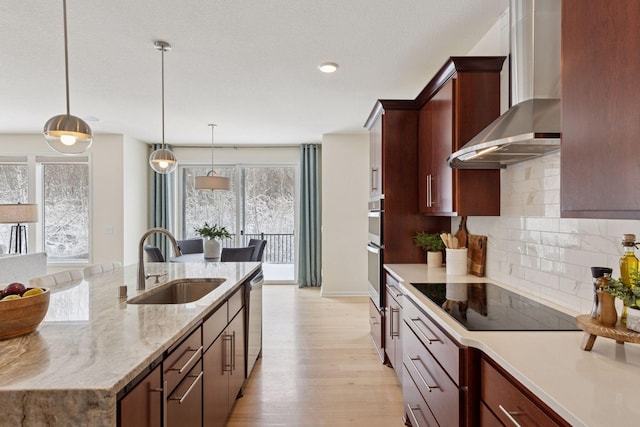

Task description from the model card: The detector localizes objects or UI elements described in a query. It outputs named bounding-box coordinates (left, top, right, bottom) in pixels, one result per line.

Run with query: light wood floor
left=226, top=285, right=405, bottom=427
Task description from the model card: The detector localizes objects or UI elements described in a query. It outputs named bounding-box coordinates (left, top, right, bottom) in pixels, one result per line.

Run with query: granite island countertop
left=385, top=263, right=640, bottom=427
left=0, top=261, right=260, bottom=427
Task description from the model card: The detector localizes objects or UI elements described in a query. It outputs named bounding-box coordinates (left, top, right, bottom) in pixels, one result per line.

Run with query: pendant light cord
left=161, top=45, right=166, bottom=150
left=209, top=123, right=216, bottom=171
left=63, top=0, right=71, bottom=117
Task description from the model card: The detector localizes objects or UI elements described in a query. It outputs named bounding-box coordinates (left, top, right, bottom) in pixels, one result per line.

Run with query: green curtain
left=298, top=144, right=321, bottom=287
left=149, top=143, right=175, bottom=258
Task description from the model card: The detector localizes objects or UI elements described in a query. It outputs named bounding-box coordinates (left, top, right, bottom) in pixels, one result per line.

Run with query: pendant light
left=195, top=124, right=230, bottom=190
left=149, top=40, right=178, bottom=174
left=43, top=0, right=92, bottom=155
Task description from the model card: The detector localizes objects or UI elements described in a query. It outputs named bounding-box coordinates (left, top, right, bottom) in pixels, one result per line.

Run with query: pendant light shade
left=195, top=124, right=230, bottom=190
left=149, top=40, right=178, bottom=174
left=43, top=0, right=92, bottom=155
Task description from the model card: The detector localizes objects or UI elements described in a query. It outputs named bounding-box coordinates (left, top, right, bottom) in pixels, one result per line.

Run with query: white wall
left=461, top=9, right=636, bottom=315
left=320, top=134, right=369, bottom=296
left=0, top=133, right=148, bottom=267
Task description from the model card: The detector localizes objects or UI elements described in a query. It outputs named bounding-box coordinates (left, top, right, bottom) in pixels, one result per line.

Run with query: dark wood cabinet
left=203, top=286, right=246, bottom=426
left=119, top=363, right=162, bottom=427
left=480, top=355, right=570, bottom=427
left=365, top=102, right=449, bottom=264
left=369, top=297, right=384, bottom=362
left=167, top=361, right=203, bottom=427
left=561, top=0, right=640, bottom=218
left=417, top=57, right=504, bottom=216
left=384, top=272, right=403, bottom=380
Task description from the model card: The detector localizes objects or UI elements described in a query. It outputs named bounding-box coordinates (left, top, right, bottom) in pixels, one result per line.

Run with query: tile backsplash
left=464, top=152, right=634, bottom=315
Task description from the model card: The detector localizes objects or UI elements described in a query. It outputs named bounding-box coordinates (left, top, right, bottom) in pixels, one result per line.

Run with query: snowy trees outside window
left=0, top=164, right=28, bottom=254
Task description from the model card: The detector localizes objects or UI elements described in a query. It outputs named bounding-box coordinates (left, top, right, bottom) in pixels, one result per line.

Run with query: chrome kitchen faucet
left=137, top=227, right=182, bottom=290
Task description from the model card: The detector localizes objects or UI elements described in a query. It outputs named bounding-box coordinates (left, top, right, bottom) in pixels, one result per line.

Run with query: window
left=0, top=163, right=29, bottom=253
left=42, top=163, right=89, bottom=262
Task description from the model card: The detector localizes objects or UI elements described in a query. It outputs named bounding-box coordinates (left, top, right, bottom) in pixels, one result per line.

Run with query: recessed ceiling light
left=318, top=62, right=339, bottom=73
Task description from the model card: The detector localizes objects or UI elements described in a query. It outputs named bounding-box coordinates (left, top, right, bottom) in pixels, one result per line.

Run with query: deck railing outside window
left=220, top=233, right=294, bottom=264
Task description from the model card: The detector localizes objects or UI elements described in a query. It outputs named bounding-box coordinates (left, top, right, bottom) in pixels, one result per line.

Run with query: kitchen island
left=386, top=264, right=640, bottom=427
left=0, top=261, right=260, bottom=426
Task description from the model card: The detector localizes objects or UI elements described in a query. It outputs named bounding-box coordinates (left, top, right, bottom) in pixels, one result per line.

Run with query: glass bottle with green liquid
left=619, top=233, right=638, bottom=323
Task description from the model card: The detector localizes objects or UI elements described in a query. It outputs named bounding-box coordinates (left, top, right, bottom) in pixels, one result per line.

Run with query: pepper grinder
left=590, top=266, right=613, bottom=318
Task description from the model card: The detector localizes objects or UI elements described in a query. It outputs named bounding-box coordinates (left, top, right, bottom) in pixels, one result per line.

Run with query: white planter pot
left=427, top=251, right=443, bottom=268
left=204, top=238, right=221, bottom=259
left=626, top=306, right=640, bottom=333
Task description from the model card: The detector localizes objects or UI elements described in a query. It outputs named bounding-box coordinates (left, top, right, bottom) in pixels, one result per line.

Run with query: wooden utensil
left=455, top=216, right=468, bottom=249
left=467, top=234, right=487, bottom=277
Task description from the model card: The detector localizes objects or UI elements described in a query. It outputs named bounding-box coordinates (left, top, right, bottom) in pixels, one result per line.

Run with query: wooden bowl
left=0, top=288, right=50, bottom=340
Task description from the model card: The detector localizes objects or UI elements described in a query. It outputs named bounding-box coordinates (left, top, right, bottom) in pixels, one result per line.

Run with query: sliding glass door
left=180, top=165, right=296, bottom=282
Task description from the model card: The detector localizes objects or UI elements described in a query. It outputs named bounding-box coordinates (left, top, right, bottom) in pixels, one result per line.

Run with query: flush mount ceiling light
left=43, top=0, right=92, bottom=155
left=195, top=124, right=230, bottom=191
left=318, top=62, right=339, bottom=73
left=149, top=40, right=178, bottom=174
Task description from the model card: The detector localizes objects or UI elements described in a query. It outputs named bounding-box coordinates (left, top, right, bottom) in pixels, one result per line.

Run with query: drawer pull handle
left=406, top=404, right=423, bottom=427
left=498, top=404, right=524, bottom=427
left=409, top=356, right=440, bottom=392
left=390, top=307, right=400, bottom=338
left=169, top=346, right=203, bottom=374
left=409, top=317, right=441, bottom=344
left=370, top=315, right=379, bottom=325
left=388, top=285, right=403, bottom=299
left=169, top=371, right=203, bottom=404
left=223, top=334, right=233, bottom=372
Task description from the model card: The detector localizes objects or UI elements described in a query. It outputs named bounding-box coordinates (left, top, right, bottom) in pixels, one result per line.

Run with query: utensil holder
left=446, top=248, right=468, bottom=275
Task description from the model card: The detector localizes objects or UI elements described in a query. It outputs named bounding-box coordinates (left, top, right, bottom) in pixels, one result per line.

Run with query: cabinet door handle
left=162, top=380, right=168, bottom=427
left=390, top=307, right=400, bottom=338
left=406, top=404, right=423, bottom=427
left=426, top=174, right=432, bottom=208
left=223, top=333, right=233, bottom=372
left=169, top=371, right=203, bottom=404
left=231, top=330, right=236, bottom=372
left=371, top=168, right=378, bottom=191
left=408, top=317, right=441, bottom=344
left=408, top=355, right=440, bottom=392
left=168, top=346, right=203, bottom=374
left=498, top=404, right=524, bottom=427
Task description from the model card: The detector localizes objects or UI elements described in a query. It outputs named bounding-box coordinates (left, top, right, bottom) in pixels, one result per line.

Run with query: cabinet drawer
left=480, top=401, right=502, bottom=427
left=164, top=327, right=202, bottom=395
left=167, top=360, right=203, bottom=427
left=481, top=358, right=564, bottom=427
left=404, top=325, right=459, bottom=427
left=203, top=301, right=228, bottom=351
left=404, top=298, right=460, bottom=382
left=402, top=364, right=439, bottom=427
left=386, top=273, right=404, bottom=307
left=369, top=298, right=383, bottom=362
left=228, top=286, right=244, bottom=320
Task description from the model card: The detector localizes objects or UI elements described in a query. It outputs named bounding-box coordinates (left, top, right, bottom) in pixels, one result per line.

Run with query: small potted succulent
left=194, top=222, right=231, bottom=259
left=413, top=231, right=446, bottom=268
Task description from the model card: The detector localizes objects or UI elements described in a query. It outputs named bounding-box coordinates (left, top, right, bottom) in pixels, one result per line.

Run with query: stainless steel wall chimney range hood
left=448, top=0, right=561, bottom=169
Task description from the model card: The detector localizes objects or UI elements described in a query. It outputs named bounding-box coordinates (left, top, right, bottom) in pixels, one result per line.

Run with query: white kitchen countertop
left=385, top=264, right=640, bottom=427
left=0, top=261, right=260, bottom=427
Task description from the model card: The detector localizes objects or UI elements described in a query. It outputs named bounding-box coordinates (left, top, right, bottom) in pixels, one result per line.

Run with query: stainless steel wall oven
left=367, top=198, right=384, bottom=309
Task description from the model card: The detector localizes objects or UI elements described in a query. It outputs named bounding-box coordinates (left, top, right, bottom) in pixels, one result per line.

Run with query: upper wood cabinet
left=561, top=0, right=640, bottom=218
left=417, top=57, right=505, bottom=216
left=365, top=102, right=449, bottom=263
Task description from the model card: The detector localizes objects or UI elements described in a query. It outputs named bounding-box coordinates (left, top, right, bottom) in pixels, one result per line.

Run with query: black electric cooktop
left=410, top=282, right=580, bottom=331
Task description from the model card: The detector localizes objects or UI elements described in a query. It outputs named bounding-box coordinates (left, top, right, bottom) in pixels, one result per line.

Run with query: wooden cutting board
left=454, top=216, right=468, bottom=249
left=467, top=234, right=487, bottom=277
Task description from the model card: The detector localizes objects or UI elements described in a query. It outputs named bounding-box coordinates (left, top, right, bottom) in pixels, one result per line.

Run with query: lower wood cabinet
left=384, top=272, right=403, bottom=381
left=480, top=355, right=570, bottom=427
left=117, top=282, right=248, bottom=427
left=369, top=297, right=384, bottom=362
left=119, top=362, right=162, bottom=427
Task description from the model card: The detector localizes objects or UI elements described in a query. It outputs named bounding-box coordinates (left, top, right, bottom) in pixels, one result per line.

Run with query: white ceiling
left=0, top=0, right=508, bottom=146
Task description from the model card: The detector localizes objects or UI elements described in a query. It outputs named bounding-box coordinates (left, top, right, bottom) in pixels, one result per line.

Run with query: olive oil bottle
left=619, top=234, right=638, bottom=323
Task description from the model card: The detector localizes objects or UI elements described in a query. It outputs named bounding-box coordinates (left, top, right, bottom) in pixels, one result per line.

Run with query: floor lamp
left=0, top=204, right=38, bottom=254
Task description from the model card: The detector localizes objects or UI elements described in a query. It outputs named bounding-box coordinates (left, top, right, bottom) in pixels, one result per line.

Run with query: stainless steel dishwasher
left=246, top=267, right=263, bottom=377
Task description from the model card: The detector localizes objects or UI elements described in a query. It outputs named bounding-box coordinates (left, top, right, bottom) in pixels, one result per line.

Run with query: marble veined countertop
left=385, top=264, right=640, bottom=427
left=0, top=261, right=260, bottom=427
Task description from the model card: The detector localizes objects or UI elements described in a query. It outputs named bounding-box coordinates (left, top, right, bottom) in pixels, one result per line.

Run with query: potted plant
left=194, top=222, right=231, bottom=259
left=413, top=231, right=445, bottom=268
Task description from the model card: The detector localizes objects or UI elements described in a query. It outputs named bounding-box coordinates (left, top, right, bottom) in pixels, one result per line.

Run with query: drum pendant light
left=149, top=40, right=178, bottom=174
left=43, top=0, right=92, bottom=155
left=195, top=124, right=230, bottom=190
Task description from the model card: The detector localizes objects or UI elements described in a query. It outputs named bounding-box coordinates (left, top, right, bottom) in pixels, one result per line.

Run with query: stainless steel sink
left=127, top=278, right=226, bottom=304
